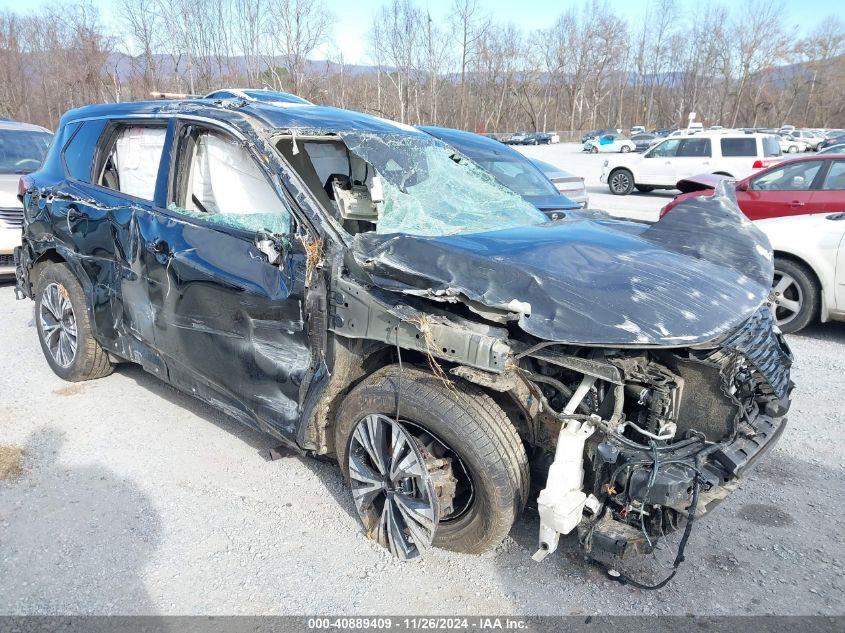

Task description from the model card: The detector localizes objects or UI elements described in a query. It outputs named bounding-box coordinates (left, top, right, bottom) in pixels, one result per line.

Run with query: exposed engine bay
left=517, top=326, right=789, bottom=563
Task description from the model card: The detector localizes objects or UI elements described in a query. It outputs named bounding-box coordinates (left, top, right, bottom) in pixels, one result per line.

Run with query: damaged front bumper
left=580, top=409, right=787, bottom=559
left=529, top=307, right=792, bottom=562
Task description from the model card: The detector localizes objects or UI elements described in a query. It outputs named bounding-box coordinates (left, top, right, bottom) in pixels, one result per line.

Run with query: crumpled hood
left=351, top=182, right=774, bottom=346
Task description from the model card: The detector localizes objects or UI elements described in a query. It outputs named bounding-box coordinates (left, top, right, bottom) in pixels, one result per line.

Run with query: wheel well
left=27, top=249, right=68, bottom=291
left=316, top=340, right=533, bottom=455
left=609, top=166, right=633, bottom=178
left=35, top=248, right=67, bottom=266
left=772, top=251, right=821, bottom=289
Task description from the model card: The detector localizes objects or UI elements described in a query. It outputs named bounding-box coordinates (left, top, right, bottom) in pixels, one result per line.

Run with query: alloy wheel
left=39, top=282, right=77, bottom=368
left=768, top=271, right=803, bottom=329
left=348, top=414, right=440, bottom=559
left=610, top=171, right=631, bottom=193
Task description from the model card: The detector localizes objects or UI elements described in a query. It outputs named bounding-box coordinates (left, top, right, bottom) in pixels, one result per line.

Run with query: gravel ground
left=0, top=158, right=843, bottom=615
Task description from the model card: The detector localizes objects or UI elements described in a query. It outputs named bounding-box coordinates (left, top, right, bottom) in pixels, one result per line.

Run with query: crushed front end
left=516, top=307, right=792, bottom=561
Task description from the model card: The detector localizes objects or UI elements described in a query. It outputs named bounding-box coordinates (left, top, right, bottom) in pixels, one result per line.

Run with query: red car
left=660, top=154, right=845, bottom=219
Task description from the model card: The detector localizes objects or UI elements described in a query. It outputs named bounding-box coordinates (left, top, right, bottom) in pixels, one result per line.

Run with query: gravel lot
left=1, top=149, right=844, bottom=615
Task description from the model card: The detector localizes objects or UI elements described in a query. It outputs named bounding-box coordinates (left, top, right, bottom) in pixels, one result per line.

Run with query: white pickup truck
left=600, top=133, right=783, bottom=194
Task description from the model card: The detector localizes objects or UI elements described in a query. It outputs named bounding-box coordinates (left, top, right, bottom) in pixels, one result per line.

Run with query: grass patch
left=0, top=444, right=24, bottom=480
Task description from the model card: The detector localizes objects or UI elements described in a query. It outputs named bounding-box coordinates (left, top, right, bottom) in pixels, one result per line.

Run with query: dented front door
left=140, top=209, right=312, bottom=440
left=138, top=118, right=315, bottom=441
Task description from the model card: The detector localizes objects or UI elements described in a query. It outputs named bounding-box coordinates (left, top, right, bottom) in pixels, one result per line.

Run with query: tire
left=589, top=146, right=598, bottom=154
left=770, top=257, right=819, bottom=334
left=608, top=168, right=635, bottom=195
left=34, top=263, right=113, bottom=381
left=335, top=365, right=529, bottom=555
left=635, top=185, right=655, bottom=193
left=788, top=145, right=798, bottom=153
left=620, top=145, right=631, bottom=153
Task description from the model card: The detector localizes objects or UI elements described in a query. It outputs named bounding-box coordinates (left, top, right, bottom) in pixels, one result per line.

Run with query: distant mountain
left=103, top=51, right=842, bottom=93
left=105, top=52, right=383, bottom=84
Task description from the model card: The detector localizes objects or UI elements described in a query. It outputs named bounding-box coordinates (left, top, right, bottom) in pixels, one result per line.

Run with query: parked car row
left=503, top=132, right=559, bottom=145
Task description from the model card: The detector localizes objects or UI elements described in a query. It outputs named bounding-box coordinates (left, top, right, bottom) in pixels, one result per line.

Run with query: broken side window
left=169, top=127, right=292, bottom=235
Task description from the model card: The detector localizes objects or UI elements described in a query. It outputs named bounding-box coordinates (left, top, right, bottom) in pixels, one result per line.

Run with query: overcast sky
left=9, top=0, right=844, bottom=65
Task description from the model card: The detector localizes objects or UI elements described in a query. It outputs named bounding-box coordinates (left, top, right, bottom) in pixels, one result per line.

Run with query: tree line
left=1, top=0, right=843, bottom=133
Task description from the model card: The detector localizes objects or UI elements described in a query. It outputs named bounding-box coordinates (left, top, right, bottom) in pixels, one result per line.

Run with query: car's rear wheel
left=769, top=258, right=818, bottom=334
left=335, top=365, right=529, bottom=558
left=608, top=168, right=635, bottom=195
left=34, top=264, right=113, bottom=381
left=620, top=145, right=631, bottom=152
left=635, top=184, right=655, bottom=193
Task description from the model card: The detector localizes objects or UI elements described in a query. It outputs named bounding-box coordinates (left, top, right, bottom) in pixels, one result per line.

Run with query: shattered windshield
left=340, top=132, right=547, bottom=236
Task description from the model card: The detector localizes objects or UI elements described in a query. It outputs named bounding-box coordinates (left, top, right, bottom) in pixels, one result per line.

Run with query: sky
left=5, top=0, right=844, bottom=64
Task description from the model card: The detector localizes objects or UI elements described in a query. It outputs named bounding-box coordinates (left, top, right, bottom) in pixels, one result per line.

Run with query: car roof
left=528, top=158, right=574, bottom=178
left=784, top=153, right=844, bottom=161
left=662, top=132, right=772, bottom=140
left=0, top=119, right=52, bottom=134
left=418, top=125, right=520, bottom=158
left=205, top=88, right=311, bottom=105
left=60, top=100, right=428, bottom=137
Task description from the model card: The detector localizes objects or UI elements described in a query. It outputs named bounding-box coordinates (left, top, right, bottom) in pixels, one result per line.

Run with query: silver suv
left=0, top=119, right=52, bottom=277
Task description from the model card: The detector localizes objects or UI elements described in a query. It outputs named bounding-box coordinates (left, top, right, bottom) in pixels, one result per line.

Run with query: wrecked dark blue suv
left=15, top=99, right=791, bottom=568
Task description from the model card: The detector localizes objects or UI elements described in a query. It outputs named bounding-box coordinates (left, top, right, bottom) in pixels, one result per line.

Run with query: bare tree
left=268, top=0, right=333, bottom=97
left=119, top=0, right=162, bottom=93
left=449, top=0, right=488, bottom=129
left=4, top=0, right=845, bottom=132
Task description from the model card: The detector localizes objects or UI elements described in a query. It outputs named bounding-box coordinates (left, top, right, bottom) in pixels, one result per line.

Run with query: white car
left=754, top=212, right=845, bottom=333
left=789, top=130, right=825, bottom=151
left=0, top=120, right=53, bottom=278
left=600, top=133, right=782, bottom=195
left=583, top=134, right=636, bottom=154
left=779, top=134, right=812, bottom=153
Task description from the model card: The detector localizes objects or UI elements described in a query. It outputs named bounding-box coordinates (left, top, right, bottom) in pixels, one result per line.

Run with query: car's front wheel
left=608, top=168, right=635, bottom=195
left=589, top=146, right=598, bottom=154
left=769, top=258, right=819, bottom=334
left=34, top=263, right=114, bottom=381
left=788, top=145, right=798, bottom=153
left=335, top=365, right=529, bottom=558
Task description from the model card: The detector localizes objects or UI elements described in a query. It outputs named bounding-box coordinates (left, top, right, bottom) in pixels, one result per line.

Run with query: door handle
left=147, top=239, right=172, bottom=264
left=66, top=206, right=86, bottom=223
left=789, top=201, right=805, bottom=207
